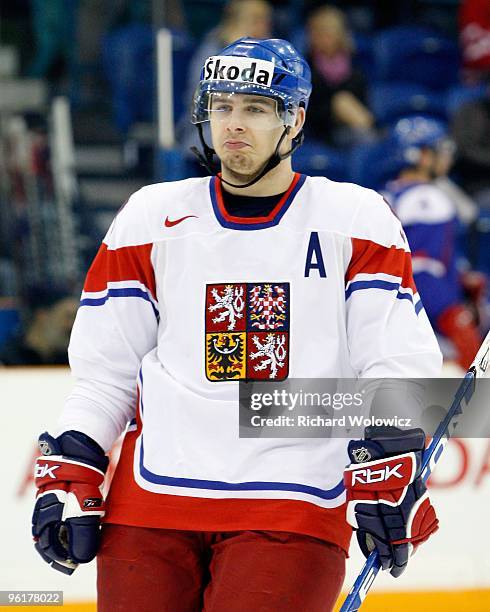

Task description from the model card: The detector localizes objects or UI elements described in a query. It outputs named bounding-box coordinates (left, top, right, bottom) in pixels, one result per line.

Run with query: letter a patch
left=205, top=283, right=289, bottom=381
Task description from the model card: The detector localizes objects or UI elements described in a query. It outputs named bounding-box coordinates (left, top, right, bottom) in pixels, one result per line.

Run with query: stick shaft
left=340, top=331, right=490, bottom=612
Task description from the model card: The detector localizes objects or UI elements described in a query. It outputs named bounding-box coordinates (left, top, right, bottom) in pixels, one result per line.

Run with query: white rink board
left=2, top=367, right=490, bottom=601
left=2, top=368, right=97, bottom=600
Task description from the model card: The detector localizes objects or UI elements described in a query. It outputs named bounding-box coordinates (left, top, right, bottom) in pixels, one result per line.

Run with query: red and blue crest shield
left=205, top=282, right=290, bottom=381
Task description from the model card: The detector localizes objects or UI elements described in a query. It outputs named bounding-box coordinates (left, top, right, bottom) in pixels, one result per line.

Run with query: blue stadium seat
left=369, top=82, right=447, bottom=126
left=293, top=140, right=349, bottom=182
left=352, top=32, right=374, bottom=75
left=348, top=138, right=399, bottom=190
left=445, top=83, right=487, bottom=117
left=171, top=31, right=197, bottom=124
left=0, top=308, right=19, bottom=349
left=102, top=26, right=195, bottom=133
left=290, top=26, right=307, bottom=55
left=373, top=26, right=460, bottom=90
left=102, top=24, right=155, bottom=133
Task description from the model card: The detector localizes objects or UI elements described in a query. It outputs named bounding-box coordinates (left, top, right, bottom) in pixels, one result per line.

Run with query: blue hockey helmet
left=389, top=115, right=450, bottom=167
left=192, top=37, right=312, bottom=127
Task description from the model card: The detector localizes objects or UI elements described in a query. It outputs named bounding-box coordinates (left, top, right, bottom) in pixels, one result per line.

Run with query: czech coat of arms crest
left=205, top=283, right=289, bottom=381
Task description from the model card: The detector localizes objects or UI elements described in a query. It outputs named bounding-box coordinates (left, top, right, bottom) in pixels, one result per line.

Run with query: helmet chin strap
left=190, top=123, right=304, bottom=189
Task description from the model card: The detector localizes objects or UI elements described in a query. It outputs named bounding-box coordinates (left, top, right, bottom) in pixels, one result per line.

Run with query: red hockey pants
left=97, top=524, right=346, bottom=612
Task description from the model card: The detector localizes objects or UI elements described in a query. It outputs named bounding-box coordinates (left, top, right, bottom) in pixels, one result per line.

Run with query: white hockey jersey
left=58, top=173, right=442, bottom=552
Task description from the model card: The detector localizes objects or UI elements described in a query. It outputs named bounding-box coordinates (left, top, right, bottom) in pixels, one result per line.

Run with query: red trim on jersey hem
left=104, top=427, right=352, bottom=555
left=214, top=172, right=302, bottom=225
left=104, top=501, right=352, bottom=555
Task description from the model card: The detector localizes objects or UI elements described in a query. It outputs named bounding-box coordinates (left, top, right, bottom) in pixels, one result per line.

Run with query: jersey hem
left=103, top=501, right=352, bottom=556
left=104, top=427, right=352, bottom=555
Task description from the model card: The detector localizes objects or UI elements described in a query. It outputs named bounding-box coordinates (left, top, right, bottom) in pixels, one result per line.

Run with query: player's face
left=433, top=140, right=456, bottom=178
left=308, top=12, right=346, bottom=57
left=234, top=0, right=272, bottom=39
left=420, top=148, right=439, bottom=179
left=209, top=93, right=287, bottom=181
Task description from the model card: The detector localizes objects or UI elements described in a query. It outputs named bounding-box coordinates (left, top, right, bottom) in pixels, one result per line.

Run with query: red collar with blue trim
left=209, top=173, right=307, bottom=230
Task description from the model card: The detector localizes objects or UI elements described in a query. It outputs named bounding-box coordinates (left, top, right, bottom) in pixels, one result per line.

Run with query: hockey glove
left=32, top=430, right=109, bottom=574
left=344, top=426, right=439, bottom=577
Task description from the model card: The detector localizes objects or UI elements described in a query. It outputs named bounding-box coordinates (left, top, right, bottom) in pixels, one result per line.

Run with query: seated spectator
left=304, top=5, right=374, bottom=148
left=179, top=0, right=272, bottom=156
left=0, top=287, right=78, bottom=366
left=186, top=0, right=272, bottom=83
left=451, top=80, right=490, bottom=207
left=382, top=116, right=483, bottom=370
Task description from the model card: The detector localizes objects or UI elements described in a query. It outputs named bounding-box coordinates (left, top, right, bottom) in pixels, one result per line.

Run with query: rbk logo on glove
left=348, top=457, right=411, bottom=486
left=34, top=463, right=60, bottom=479
left=32, top=431, right=108, bottom=575
left=344, top=426, right=439, bottom=578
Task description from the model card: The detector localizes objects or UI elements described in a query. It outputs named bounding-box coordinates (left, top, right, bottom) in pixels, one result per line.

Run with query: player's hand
left=344, top=426, right=439, bottom=577
left=32, top=431, right=109, bottom=574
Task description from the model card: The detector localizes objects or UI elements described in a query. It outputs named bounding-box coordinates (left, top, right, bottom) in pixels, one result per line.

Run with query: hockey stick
left=339, top=330, right=490, bottom=612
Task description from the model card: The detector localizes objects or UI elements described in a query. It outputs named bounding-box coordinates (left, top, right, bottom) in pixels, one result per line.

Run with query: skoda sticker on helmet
left=204, top=56, right=274, bottom=87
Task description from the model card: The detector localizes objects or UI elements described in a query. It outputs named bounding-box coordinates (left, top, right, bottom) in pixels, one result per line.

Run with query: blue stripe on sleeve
left=80, top=287, right=159, bottom=317
left=415, top=299, right=424, bottom=315
left=346, top=279, right=422, bottom=315
left=345, top=279, right=400, bottom=300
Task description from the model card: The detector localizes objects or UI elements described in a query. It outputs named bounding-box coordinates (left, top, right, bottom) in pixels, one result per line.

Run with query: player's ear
left=290, top=107, right=306, bottom=140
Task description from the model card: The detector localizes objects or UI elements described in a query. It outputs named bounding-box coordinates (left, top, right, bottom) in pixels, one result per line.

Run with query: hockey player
left=32, top=39, right=442, bottom=611
left=383, top=116, right=482, bottom=370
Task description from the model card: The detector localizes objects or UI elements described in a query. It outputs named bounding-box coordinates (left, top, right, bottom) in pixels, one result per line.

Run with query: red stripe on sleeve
left=83, top=243, right=156, bottom=299
left=346, top=238, right=417, bottom=293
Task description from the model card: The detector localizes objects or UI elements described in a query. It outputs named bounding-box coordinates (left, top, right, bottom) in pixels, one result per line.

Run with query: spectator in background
left=433, top=133, right=479, bottom=225
left=451, top=81, right=490, bottom=207
left=179, top=0, right=272, bottom=156
left=432, top=129, right=489, bottom=335
left=0, top=287, right=78, bottom=366
left=382, top=116, right=483, bottom=370
left=186, top=0, right=272, bottom=78
left=304, top=5, right=374, bottom=148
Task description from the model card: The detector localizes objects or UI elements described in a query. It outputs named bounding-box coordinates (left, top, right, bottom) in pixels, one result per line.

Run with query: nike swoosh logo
left=164, top=214, right=198, bottom=227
